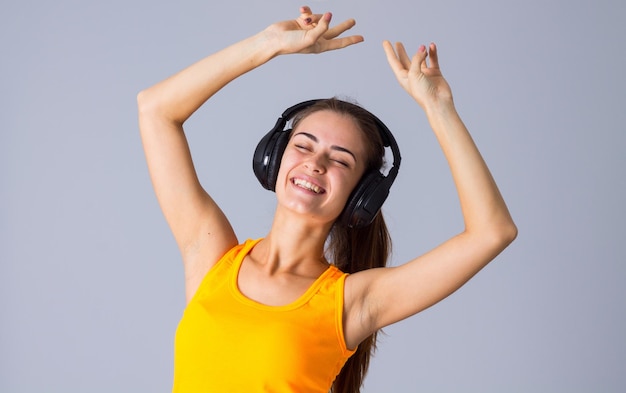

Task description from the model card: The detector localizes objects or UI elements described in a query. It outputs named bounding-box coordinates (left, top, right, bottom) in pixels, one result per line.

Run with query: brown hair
left=292, top=98, right=392, bottom=393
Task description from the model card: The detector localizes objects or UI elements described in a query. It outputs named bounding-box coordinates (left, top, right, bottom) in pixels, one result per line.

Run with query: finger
left=312, top=13, right=364, bottom=52
left=299, top=5, right=312, bottom=22
left=427, top=42, right=440, bottom=69
left=299, top=16, right=321, bottom=28
left=382, top=40, right=398, bottom=64
left=323, top=18, right=356, bottom=40
left=321, top=35, right=364, bottom=52
left=383, top=40, right=405, bottom=74
left=298, top=6, right=322, bottom=27
left=314, top=11, right=332, bottom=31
left=394, top=42, right=412, bottom=70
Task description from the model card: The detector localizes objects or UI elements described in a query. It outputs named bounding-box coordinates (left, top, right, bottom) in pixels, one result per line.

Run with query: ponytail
left=328, top=213, right=391, bottom=393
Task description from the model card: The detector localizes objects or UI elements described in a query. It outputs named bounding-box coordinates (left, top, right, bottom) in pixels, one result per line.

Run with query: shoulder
left=183, top=238, right=261, bottom=302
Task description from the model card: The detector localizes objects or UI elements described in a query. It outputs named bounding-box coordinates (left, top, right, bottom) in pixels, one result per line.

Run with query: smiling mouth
left=292, top=178, right=325, bottom=194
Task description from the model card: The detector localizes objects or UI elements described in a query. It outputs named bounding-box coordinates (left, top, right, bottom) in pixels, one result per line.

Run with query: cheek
left=335, top=172, right=362, bottom=204
left=346, top=164, right=367, bottom=192
left=275, top=152, right=295, bottom=181
left=274, top=151, right=302, bottom=193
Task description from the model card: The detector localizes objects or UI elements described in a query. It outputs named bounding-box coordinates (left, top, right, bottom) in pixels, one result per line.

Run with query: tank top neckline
left=229, top=238, right=338, bottom=311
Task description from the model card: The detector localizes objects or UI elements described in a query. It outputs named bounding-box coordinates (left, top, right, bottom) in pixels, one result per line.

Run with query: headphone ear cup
left=265, top=130, right=290, bottom=191
left=253, top=130, right=275, bottom=190
left=340, top=172, right=388, bottom=228
left=253, top=124, right=290, bottom=191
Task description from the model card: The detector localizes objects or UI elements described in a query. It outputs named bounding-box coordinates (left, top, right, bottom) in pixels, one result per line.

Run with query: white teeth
left=294, top=178, right=322, bottom=194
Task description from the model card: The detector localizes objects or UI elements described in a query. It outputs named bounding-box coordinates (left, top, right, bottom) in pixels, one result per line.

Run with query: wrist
left=255, top=25, right=299, bottom=60
left=247, top=32, right=281, bottom=65
left=422, top=98, right=457, bottom=120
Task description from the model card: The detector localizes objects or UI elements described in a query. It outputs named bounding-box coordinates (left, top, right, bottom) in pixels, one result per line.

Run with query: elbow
left=136, top=89, right=157, bottom=138
left=469, top=219, right=517, bottom=255
left=489, top=219, right=518, bottom=252
left=136, top=88, right=156, bottom=118
left=137, top=87, right=183, bottom=128
left=501, top=220, right=518, bottom=246
left=136, top=85, right=170, bottom=119
left=136, top=88, right=178, bottom=132
left=136, top=89, right=146, bottom=110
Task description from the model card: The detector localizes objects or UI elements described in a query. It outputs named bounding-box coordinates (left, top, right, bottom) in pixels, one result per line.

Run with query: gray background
left=2, top=0, right=625, bottom=392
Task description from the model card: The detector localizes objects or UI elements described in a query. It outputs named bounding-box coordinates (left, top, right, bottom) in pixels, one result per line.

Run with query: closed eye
left=332, top=159, right=349, bottom=167
left=294, top=144, right=312, bottom=152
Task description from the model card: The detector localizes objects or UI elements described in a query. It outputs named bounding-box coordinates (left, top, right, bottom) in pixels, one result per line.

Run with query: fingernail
left=304, top=17, right=312, bottom=24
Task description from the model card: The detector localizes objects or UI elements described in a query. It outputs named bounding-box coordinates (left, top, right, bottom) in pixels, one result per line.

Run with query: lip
left=290, top=175, right=326, bottom=194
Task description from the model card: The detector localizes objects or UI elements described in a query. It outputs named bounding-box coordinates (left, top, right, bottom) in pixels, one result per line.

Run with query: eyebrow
left=293, top=132, right=357, bottom=162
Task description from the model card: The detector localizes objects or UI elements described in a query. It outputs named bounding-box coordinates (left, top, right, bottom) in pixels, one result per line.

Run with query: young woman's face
left=275, top=110, right=368, bottom=224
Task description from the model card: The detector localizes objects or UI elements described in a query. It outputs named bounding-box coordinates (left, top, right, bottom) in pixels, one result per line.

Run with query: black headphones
left=253, top=99, right=401, bottom=229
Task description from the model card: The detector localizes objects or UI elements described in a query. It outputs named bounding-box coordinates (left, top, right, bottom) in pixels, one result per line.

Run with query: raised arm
left=137, top=7, right=363, bottom=301
left=344, top=42, right=517, bottom=349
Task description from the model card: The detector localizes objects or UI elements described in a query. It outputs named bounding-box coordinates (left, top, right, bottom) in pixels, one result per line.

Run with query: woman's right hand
left=263, top=6, right=363, bottom=56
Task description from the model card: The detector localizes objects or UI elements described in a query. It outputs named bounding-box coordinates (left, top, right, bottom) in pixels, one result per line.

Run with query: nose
left=304, top=154, right=326, bottom=174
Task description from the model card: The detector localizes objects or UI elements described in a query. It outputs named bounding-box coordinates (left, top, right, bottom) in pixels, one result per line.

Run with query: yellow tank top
left=173, top=238, right=356, bottom=392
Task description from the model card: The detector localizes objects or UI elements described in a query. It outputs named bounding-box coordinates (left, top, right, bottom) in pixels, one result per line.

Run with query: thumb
left=312, top=12, right=332, bottom=35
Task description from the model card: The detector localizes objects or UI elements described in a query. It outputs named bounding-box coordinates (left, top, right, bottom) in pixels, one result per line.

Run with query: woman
left=137, top=6, right=517, bottom=393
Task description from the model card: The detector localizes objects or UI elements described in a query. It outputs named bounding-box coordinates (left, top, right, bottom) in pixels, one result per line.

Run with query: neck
left=253, top=207, right=334, bottom=275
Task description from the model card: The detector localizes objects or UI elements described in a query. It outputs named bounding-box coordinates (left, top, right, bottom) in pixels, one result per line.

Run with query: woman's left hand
left=383, top=41, right=453, bottom=110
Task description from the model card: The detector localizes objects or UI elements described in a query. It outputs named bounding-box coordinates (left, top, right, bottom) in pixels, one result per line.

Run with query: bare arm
left=345, top=42, right=517, bottom=348
left=137, top=7, right=363, bottom=301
